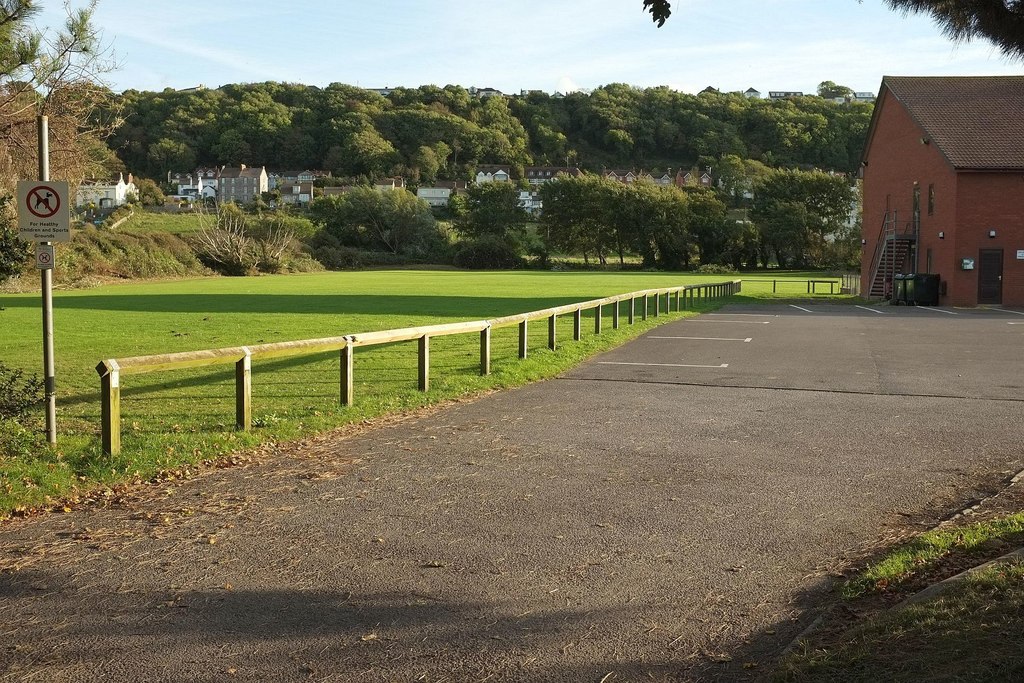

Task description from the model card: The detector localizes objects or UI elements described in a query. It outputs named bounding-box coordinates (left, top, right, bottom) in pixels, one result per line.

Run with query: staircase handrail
left=868, top=210, right=892, bottom=292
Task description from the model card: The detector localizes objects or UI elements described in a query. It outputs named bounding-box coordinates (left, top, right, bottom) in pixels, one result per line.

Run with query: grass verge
left=776, top=560, right=1024, bottom=682
left=777, top=510, right=1024, bottom=682
left=844, top=513, right=1024, bottom=598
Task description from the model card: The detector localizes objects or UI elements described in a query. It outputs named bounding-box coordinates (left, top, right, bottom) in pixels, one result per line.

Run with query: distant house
left=861, top=75, right=1024, bottom=306
left=604, top=169, right=637, bottom=183
left=269, top=169, right=324, bottom=190
left=649, top=171, right=674, bottom=186
left=853, top=91, right=876, bottom=103
left=743, top=87, right=761, bottom=99
left=217, top=165, right=268, bottom=204
left=417, top=180, right=467, bottom=208
left=769, top=91, right=804, bottom=100
left=278, top=182, right=314, bottom=206
left=675, top=168, right=713, bottom=188
left=469, top=86, right=504, bottom=98
left=373, top=177, right=407, bottom=192
left=474, top=165, right=512, bottom=185
left=75, top=172, right=136, bottom=208
left=519, top=189, right=543, bottom=215
left=367, top=87, right=395, bottom=97
left=170, top=168, right=218, bottom=199
left=524, top=166, right=582, bottom=185
left=699, top=86, right=719, bottom=94
left=321, top=186, right=352, bottom=197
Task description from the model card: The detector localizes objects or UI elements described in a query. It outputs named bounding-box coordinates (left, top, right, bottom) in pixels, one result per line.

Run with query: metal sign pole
left=38, top=115, right=56, bottom=445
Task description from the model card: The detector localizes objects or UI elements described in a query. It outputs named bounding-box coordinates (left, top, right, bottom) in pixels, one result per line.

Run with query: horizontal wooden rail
left=96, top=279, right=741, bottom=455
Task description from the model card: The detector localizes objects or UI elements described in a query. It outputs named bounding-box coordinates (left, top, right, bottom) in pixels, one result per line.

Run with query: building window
left=928, top=184, right=935, bottom=215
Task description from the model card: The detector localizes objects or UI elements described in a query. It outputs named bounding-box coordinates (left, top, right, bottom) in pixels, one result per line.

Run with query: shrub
left=696, top=263, right=738, bottom=274
left=453, top=237, right=524, bottom=270
left=0, top=363, right=43, bottom=421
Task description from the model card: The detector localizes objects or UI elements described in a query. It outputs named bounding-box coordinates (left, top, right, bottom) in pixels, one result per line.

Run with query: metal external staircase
left=868, top=210, right=917, bottom=299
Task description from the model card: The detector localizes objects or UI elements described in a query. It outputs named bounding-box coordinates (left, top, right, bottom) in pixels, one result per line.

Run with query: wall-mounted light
left=989, top=229, right=997, bottom=238
left=861, top=239, right=867, bottom=245
left=938, top=231, right=944, bottom=239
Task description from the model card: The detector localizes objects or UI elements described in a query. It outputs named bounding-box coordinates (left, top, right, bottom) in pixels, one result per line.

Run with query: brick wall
left=861, top=88, right=1024, bottom=306
left=953, top=173, right=1024, bottom=306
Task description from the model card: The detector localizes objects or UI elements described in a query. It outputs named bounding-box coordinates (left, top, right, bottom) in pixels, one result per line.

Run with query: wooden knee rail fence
left=96, top=279, right=741, bottom=455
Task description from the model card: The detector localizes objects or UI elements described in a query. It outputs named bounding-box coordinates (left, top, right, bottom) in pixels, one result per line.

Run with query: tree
left=1, top=0, right=118, bottom=281
left=644, top=0, right=1024, bottom=59
left=132, top=177, right=165, bottom=206
left=750, top=169, right=855, bottom=268
left=310, top=187, right=439, bottom=255
left=817, top=81, right=855, bottom=100
left=459, top=181, right=527, bottom=245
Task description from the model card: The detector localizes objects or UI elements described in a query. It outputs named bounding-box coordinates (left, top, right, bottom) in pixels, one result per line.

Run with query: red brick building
left=861, top=76, right=1024, bottom=306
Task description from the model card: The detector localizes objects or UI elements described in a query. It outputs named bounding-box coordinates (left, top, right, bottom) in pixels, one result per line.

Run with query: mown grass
left=776, top=561, right=1024, bottom=682
left=0, top=269, right=799, bottom=517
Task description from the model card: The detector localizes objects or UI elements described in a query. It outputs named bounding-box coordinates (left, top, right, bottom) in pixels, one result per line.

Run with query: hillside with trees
left=103, top=82, right=873, bottom=182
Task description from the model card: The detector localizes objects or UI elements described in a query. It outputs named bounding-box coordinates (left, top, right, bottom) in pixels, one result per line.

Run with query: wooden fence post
left=674, top=290, right=680, bottom=311
left=642, top=294, right=649, bottom=320
left=518, top=319, right=528, bottom=359
left=573, top=308, right=582, bottom=341
left=96, top=360, right=120, bottom=456
left=340, top=339, right=354, bottom=406
left=653, top=293, right=660, bottom=317
left=629, top=297, right=635, bottom=325
left=418, top=335, right=430, bottom=391
left=480, top=326, right=491, bottom=376
left=548, top=314, right=557, bottom=350
left=235, top=347, right=251, bottom=431
left=613, top=300, right=620, bottom=328
left=594, top=304, right=602, bottom=334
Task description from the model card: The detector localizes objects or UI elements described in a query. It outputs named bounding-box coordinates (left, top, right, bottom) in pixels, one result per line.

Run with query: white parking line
left=598, top=362, right=729, bottom=368
left=912, top=307, right=958, bottom=315
left=1010, top=322, right=1023, bottom=325
left=686, top=320, right=771, bottom=324
left=648, top=336, right=752, bottom=342
left=707, top=313, right=779, bottom=317
left=985, top=308, right=1024, bottom=316
left=855, top=305, right=887, bottom=315
left=789, top=304, right=813, bottom=313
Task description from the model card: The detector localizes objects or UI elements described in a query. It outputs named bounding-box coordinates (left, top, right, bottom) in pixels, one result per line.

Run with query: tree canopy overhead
left=643, top=0, right=1024, bottom=59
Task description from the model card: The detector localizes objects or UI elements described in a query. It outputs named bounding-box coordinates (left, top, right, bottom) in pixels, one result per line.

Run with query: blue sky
left=35, top=0, right=1024, bottom=95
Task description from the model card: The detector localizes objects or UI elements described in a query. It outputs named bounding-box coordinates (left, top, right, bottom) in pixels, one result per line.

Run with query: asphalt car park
left=564, top=303, right=1024, bottom=401
left=2, top=303, right=1022, bottom=682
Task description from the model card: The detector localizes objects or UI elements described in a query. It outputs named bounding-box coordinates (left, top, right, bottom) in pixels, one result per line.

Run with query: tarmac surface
left=2, top=303, right=1022, bottom=682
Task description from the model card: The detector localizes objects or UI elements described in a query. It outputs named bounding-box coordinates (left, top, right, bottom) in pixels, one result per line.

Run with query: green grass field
left=115, top=211, right=207, bottom=234
left=0, top=270, right=839, bottom=515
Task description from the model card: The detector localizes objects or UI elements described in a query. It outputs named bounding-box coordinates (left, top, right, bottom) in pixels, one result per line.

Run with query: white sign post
left=17, top=180, right=70, bottom=241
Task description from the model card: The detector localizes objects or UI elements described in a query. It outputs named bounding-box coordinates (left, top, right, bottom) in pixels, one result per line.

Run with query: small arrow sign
left=18, top=180, right=70, bottom=242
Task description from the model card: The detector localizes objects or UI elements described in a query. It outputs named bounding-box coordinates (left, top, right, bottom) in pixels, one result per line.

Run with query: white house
left=75, top=172, right=136, bottom=208
left=474, top=165, right=511, bottom=185
left=278, top=182, right=314, bottom=206
left=524, top=166, right=582, bottom=185
left=417, top=180, right=467, bottom=208
left=519, top=189, right=543, bottom=215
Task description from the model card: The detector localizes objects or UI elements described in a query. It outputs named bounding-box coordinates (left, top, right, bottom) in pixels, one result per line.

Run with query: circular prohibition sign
left=26, top=185, right=61, bottom=219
